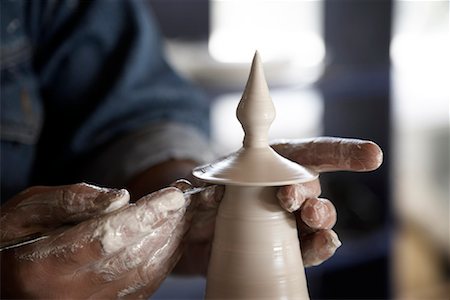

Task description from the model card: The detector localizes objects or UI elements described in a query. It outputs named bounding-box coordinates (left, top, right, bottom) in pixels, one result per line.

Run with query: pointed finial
left=237, top=51, right=276, bottom=148
left=193, top=51, right=318, bottom=185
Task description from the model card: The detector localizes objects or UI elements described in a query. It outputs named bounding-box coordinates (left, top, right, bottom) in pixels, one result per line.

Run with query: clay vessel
left=193, top=51, right=317, bottom=299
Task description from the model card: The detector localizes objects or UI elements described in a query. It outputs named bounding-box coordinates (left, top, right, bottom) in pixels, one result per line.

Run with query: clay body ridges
left=193, top=51, right=315, bottom=299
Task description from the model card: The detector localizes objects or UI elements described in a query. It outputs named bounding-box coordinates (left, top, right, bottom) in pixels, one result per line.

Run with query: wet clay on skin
left=193, top=52, right=317, bottom=299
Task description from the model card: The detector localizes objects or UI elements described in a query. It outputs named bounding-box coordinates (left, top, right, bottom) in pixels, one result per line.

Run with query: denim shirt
left=1, top=0, right=212, bottom=202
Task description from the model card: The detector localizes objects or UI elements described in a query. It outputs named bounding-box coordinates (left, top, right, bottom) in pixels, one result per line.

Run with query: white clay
left=18, top=188, right=185, bottom=276
left=102, top=189, right=130, bottom=213
left=194, top=52, right=317, bottom=186
left=206, top=186, right=309, bottom=299
left=193, top=51, right=316, bottom=299
left=94, top=189, right=186, bottom=254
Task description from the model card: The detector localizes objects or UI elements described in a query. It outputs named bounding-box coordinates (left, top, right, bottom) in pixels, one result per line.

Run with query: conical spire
left=193, top=51, right=317, bottom=186
left=237, top=51, right=275, bottom=148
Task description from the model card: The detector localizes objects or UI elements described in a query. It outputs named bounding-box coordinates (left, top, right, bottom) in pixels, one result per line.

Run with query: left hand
left=0, top=183, right=194, bottom=298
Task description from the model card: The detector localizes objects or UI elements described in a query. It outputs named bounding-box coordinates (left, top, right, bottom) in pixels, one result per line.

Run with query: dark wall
left=311, top=0, right=392, bottom=299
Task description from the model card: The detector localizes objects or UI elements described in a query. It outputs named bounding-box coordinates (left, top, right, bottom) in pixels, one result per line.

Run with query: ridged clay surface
left=194, top=51, right=314, bottom=299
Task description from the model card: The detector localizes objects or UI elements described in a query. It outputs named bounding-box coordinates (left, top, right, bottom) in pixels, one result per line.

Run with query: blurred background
left=147, top=0, right=449, bottom=299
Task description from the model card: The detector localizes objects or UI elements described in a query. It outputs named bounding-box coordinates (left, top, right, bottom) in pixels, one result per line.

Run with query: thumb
left=0, top=183, right=129, bottom=243
left=271, top=137, right=383, bottom=173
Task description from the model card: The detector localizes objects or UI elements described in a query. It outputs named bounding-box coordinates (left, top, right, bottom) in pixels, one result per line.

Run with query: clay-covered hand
left=172, top=137, right=382, bottom=272
left=273, top=137, right=383, bottom=267
left=0, top=183, right=192, bottom=298
left=170, top=180, right=224, bottom=275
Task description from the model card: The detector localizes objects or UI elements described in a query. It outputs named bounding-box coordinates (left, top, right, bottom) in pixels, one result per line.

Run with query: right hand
left=0, top=183, right=192, bottom=299
left=174, top=137, right=383, bottom=273
left=273, top=137, right=383, bottom=266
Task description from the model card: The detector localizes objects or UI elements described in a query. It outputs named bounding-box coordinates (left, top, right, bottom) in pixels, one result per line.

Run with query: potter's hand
left=170, top=180, right=224, bottom=275
left=0, top=183, right=192, bottom=298
left=127, top=159, right=225, bottom=276
left=273, top=137, right=383, bottom=267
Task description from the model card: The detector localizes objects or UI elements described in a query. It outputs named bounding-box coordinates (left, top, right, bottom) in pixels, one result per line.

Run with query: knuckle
left=57, top=187, right=73, bottom=208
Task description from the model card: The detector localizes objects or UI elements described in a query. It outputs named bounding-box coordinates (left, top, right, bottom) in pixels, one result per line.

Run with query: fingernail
left=171, top=179, right=193, bottom=192
left=103, top=189, right=130, bottom=213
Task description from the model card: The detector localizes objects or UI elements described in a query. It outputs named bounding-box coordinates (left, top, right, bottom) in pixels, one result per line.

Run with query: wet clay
left=206, top=186, right=308, bottom=299
left=193, top=52, right=316, bottom=299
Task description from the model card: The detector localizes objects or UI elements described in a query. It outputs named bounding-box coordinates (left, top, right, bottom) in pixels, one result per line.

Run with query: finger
left=0, top=183, right=129, bottom=242
left=171, top=180, right=223, bottom=242
left=299, top=198, right=336, bottom=230
left=301, top=230, right=341, bottom=267
left=78, top=204, right=189, bottom=298
left=277, top=180, right=321, bottom=212
left=16, top=188, right=188, bottom=269
left=171, top=179, right=224, bottom=210
left=107, top=215, right=189, bottom=298
left=119, top=243, right=184, bottom=299
left=271, top=137, right=383, bottom=172
left=170, top=179, right=193, bottom=192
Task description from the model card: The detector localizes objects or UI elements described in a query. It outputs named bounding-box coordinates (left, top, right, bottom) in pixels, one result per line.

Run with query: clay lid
left=193, top=51, right=317, bottom=186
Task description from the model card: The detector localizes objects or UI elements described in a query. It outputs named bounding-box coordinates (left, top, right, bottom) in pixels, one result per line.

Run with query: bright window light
left=391, top=0, right=449, bottom=253
left=390, top=0, right=449, bottom=128
left=211, top=88, right=323, bottom=155
left=209, top=0, right=325, bottom=66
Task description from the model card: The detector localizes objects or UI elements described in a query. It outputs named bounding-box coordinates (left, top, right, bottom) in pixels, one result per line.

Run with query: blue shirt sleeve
left=27, top=0, right=211, bottom=185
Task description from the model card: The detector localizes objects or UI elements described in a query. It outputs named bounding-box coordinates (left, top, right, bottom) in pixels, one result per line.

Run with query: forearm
left=80, top=122, right=213, bottom=197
